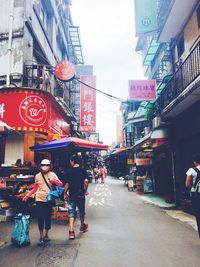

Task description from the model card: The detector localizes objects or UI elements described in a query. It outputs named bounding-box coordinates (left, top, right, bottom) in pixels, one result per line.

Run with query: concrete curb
left=164, top=210, right=197, bottom=231
left=137, top=194, right=197, bottom=232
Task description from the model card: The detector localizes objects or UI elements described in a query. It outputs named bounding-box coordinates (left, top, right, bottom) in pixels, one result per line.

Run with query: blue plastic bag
left=11, top=213, right=30, bottom=246
left=47, top=186, right=64, bottom=201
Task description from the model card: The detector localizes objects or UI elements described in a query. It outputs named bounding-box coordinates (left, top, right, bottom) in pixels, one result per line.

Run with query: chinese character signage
left=135, top=158, right=153, bottom=166
left=80, top=76, right=96, bottom=132
left=129, top=80, right=156, bottom=101
left=134, top=0, right=158, bottom=36
left=0, top=103, right=5, bottom=119
left=0, top=89, right=70, bottom=135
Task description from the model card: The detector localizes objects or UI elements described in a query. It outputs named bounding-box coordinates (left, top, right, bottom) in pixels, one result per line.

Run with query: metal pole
left=6, top=0, right=14, bottom=87
left=171, top=150, right=177, bottom=205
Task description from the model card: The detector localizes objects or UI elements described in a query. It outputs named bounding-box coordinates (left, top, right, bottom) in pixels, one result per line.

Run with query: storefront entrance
left=153, top=147, right=174, bottom=203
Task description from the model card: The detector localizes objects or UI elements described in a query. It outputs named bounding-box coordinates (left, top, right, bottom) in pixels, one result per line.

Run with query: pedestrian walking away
left=100, top=164, right=106, bottom=184
left=186, top=153, right=200, bottom=238
left=93, top=166, right=99, bottom=184
left=23, top=159, right=63, bottom=246
left=64, top=155, right=89, bottom=240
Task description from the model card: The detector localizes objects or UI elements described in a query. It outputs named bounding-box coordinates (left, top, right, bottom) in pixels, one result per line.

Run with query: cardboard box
left=51, top=210, right=69, bottom=221
left=0, top=208, right=15, bottom=216
left=56, top=212, right=69, bottom=221
left=0, top=202, right=10, bottom=209
left=0, top=215, right=12, bottom=222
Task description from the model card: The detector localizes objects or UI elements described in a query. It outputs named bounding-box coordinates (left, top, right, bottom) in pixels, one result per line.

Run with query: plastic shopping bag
left=47, top=186, right=64, bottom=201
left=11, top=213, right=30, bottom=246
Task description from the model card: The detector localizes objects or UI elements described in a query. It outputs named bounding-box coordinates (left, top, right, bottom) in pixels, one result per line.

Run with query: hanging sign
left=54, top=61, right=76, bottom=81
left=129, top=80, right=157, bottom=101
left=135, top=158, right=153, bottom=166
left=134, top=0, right=158, bottom=35
left=80, top=76, right=96, bottom=132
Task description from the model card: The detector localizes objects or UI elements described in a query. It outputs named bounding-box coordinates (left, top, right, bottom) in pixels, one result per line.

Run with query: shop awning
left=131, top=132, right=152, bottom=151
left=143, top=36, right=160, bottom=66
left=110, top=147, right=129, bottom=155
left=30, top=137, right=108, bottom=152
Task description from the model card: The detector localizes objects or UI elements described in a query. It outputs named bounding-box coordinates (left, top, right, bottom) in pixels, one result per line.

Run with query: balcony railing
left=158, top=39, right=200, bottom=111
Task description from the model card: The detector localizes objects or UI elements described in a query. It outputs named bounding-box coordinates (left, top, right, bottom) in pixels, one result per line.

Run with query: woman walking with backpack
left=23, top=159, right=63, bottom=245
left=186, top=153, right=200, bottom=238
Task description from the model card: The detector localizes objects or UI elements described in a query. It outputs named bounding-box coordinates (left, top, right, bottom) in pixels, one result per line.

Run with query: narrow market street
left=0, top=177, right=200, bottom=267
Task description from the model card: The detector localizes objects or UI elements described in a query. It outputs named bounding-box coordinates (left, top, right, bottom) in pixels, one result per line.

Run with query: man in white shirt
left=186, top=153, right=200, bottom=238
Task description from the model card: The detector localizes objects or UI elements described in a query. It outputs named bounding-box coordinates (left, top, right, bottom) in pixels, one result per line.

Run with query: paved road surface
left=75, top=177, right=200, bottom=267
left=0, top=177, right=200, bottom=267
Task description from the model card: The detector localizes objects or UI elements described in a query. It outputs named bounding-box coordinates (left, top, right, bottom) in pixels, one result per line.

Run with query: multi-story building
left=156, top=0, right=200, bottom=207
left=133, top=0, right=200, bottom=206
left=0, top=0, right=84, bottom=165
left=120, top=101, right=141, bottom=147
left=116, top=114, right=124, bottom=147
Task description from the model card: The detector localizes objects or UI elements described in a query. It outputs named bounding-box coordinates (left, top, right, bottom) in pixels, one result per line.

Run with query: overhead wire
left=74, top=77, right=125, bottom=103
left=4, top=49, right=124, bottom=139
left=30, top=48, right=126, bottom=104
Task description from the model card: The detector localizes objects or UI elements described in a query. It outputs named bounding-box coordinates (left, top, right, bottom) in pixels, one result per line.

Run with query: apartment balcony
left=158, top=39, right=200, bottom=118
left=158, top=0, right=199, bottom=42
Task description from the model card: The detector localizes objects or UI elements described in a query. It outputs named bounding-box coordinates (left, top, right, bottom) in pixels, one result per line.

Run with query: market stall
left=29, top=136, right=108, bottom=220
left=135, top=156, right=153, bottom=194
left=0, top=166, right=36, bottom=221
left=0, top=137, right=108, bottom=222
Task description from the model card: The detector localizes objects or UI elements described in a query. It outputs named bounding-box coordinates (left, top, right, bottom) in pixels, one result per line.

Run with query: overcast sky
left=71, top=0, right=144, bottom=145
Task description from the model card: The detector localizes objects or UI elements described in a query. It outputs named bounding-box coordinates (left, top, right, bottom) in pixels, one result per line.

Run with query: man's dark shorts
left=68, top=196, right=85, bottom=219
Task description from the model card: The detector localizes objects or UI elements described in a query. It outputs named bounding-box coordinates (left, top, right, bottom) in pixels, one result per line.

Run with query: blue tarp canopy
left=30, top=137, right=108, bottom=152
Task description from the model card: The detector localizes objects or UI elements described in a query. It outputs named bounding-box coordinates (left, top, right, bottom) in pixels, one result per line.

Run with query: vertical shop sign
left=134, top=0, right=158, bottom=35
left=129, top=80, right=157, bottom=101
left=80, top=76, right=96, bottom=132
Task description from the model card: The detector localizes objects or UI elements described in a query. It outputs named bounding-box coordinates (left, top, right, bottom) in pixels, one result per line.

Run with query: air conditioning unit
left=152, top=116, right=161, bottom=129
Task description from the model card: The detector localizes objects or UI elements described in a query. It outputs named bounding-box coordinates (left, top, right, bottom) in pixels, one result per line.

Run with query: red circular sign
left=19, top=96, right=47, bottom=126
left=54, top=61, right=76, bottom=81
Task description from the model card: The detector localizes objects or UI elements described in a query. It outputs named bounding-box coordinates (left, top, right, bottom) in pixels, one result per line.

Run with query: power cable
left=30, top=49, right=126, bottom=104
left=74, top=77, right=125, bottom=103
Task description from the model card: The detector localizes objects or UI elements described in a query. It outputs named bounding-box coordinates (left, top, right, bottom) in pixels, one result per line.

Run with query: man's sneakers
left=69, top=231, right=75, bottom=239
left=80, top=223, right=88, bottom=233
left=69, top=224, right=88, bottom=239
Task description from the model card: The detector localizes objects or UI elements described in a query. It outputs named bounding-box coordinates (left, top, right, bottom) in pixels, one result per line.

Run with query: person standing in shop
left=64, top=155, right=89, bottom=240
left=23, top=159, right=63, bottom=246
left=186, top=153, right=200, bottom=238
